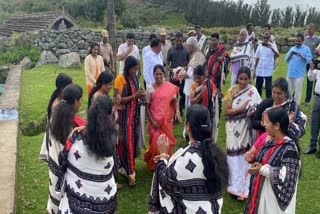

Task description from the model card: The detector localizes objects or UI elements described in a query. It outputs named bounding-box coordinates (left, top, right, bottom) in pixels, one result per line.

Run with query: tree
left=306, top=7, right=318, bottom=25
left=281, top=6, right=294, bottom=28
left=107, top=0, right=116, bottom=71
left=271, top=9, right=281, bottom=27
left=293, top=5, right=307, bottom=27
left=251, top=0, right=271, bottom=26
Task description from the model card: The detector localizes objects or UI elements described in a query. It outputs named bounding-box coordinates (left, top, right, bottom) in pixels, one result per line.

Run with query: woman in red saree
left=144, top=64, right=181, bottom=170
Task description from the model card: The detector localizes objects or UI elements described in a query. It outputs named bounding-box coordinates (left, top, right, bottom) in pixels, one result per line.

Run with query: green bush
left=120, top=14, right=139, bottom=28
left=0, top=45, right=41, bottom=65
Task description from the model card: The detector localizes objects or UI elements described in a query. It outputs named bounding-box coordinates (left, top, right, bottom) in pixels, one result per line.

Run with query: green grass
left=159, top=13, right=188, bottom=27
left=17, top=54, right=320, bottom=213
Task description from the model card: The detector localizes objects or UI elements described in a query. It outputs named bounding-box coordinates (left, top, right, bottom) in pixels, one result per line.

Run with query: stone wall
left=0, top=27, right=301, bottom=61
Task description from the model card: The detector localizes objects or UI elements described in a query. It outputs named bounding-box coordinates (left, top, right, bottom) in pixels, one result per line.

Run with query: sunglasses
left=263, top=37, right=269, bottom=39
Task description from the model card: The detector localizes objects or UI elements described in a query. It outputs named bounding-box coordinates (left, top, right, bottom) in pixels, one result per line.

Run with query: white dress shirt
left=117, top=43, right=140, bottom=74
left=255, top=43, right=279, bottom=77
left=143, top=50, right=163, bottom=86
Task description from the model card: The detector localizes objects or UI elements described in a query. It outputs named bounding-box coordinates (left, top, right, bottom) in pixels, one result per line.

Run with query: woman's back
left=58, top=134, right=117, bottom=213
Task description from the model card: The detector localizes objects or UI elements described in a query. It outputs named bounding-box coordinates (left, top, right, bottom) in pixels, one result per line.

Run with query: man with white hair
left=179, top=37, right=206, bottom=108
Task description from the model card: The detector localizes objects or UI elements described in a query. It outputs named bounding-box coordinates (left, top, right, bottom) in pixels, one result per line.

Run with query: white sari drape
left=225, top=84, right=262, bottom=197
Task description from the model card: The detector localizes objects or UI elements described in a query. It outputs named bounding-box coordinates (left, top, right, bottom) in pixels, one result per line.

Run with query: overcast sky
left=215, top=0, right=320, bottom=10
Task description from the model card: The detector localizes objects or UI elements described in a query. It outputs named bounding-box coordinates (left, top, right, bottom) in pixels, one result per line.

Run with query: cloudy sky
left=216, top=0, right=320, bottom=10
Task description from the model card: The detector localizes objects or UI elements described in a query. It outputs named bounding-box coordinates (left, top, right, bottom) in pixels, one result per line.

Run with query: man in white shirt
left=305, top=61, right=320, bottom=157
left=142, top=33, right=157, bottom=59
left=195, top=25, right=207, bottom=54
left=143, top=38, right=163, bottom=87
left=253, top=31, right=279, bottom=98
left=117, top=32, right=140, bottom=74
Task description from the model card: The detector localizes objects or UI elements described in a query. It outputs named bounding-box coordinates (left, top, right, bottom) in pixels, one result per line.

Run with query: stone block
left=55, top=49, right=71, bottom=56
left=20, top=57, right=33, bottom=70
left=280, top=46, right=290, bottom=52
left=58, top=52, right=80, bottom=68
left=37, top=51, right=58, bottom=65
left=276, top=36, right=286, bottom=46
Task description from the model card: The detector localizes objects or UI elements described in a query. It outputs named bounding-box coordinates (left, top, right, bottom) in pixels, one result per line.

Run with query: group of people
left=36, top=22, right=319, bottom=213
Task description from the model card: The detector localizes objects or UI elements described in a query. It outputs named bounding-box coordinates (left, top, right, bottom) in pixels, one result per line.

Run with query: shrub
left=0, top=44, right=41, bottom=65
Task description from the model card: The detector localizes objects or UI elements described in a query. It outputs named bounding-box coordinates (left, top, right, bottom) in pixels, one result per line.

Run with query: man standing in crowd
left=305, top=61, right=320, bottom=156
left=195, top=25, right=207, bottom=54
left=285, top=33, right=312, bottom=104
left=117, top=32, right=140, bottom=74
left=304, top=23, right=320, bottom=106
left=100, top=30, right=115, bottom=75
left=143, top=38, right=163, bottom=87
left=259, top=23, right=276, bottom=44
left=159, top=28, right=172, bottom=80
left=187, top=30, right=196, bottom=38
left=206, top=33, right=229, bottom=92
left=142, top=33, right=157, bottom=59
left=253, top=31, right=279, bottom=98
left=179, top=37, right=205, bottom=109
left=167, top=32, right=189, bottom=116
left=247, top=23, right=255, bottom=42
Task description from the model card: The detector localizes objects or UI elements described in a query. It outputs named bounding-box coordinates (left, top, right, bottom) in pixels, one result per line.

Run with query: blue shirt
left=285, top=44, right=312, bottom=78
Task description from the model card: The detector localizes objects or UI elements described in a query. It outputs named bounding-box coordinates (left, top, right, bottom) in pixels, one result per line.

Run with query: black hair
left=89, top=42, right=99, bottom=54
left=50, top=84, right=83, bottom=145
left=86, top=96, right=115, bottom=159
left=126, top=32, right=135, bottom=39
left=153, top=64, right=165, bottom=74
left=47, top=73, right=72, bottom=120
left=194, top=65, right=205, bottom=76
left=123, top=56, right=138, bottom=80
left=211, top=32, right=219, bottom=40
left=272, top=77, right=288, bottom=94
left=236, top=66, right=251, bottom=83
left=88, top=71, right=114, bottom=108
left=150, top=38, right=161, bottom=48
left=123, top=56, right=139, bottom=94
left=247, top=23, right=253, bottom=29
left=296, top=33, right=304, bottom=41
left=175, top=32, right=183, bottom=38
left=266, top=107, right=289, bottom=136
left=264, top=23, right=271, bottom=29
left=149, top=33, right=157, bottom=41
left=185, top=104, right=229, bottom=194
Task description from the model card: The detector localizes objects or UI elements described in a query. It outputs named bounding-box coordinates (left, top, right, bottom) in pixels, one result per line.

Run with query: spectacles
left=263, top=37, right=269, bottom=39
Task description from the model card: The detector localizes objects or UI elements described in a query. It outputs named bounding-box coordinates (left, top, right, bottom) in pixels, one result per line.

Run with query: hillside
left=123, top=0, right=187, bottom=28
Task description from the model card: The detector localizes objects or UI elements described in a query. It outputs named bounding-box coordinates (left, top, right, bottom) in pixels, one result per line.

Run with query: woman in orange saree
left=144, top=64, right=181, bottom=170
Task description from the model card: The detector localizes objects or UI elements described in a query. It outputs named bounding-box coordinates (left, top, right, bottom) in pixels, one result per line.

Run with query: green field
left=17, top=54, right=320, bottom=213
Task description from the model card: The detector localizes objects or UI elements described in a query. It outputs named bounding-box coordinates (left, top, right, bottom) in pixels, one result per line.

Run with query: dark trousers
left=171, top=79, right=185, bottom=114
left=309, top=94, right=320, bottom=149
left=306, top=63, right=315, bottom=103
left=256, top=76, right=272, bottom=99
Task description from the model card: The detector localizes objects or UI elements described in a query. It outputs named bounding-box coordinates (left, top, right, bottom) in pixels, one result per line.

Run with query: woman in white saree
left=56, top=96, right=117, bottom=213
left=223, top=66, right=262, bottom=200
